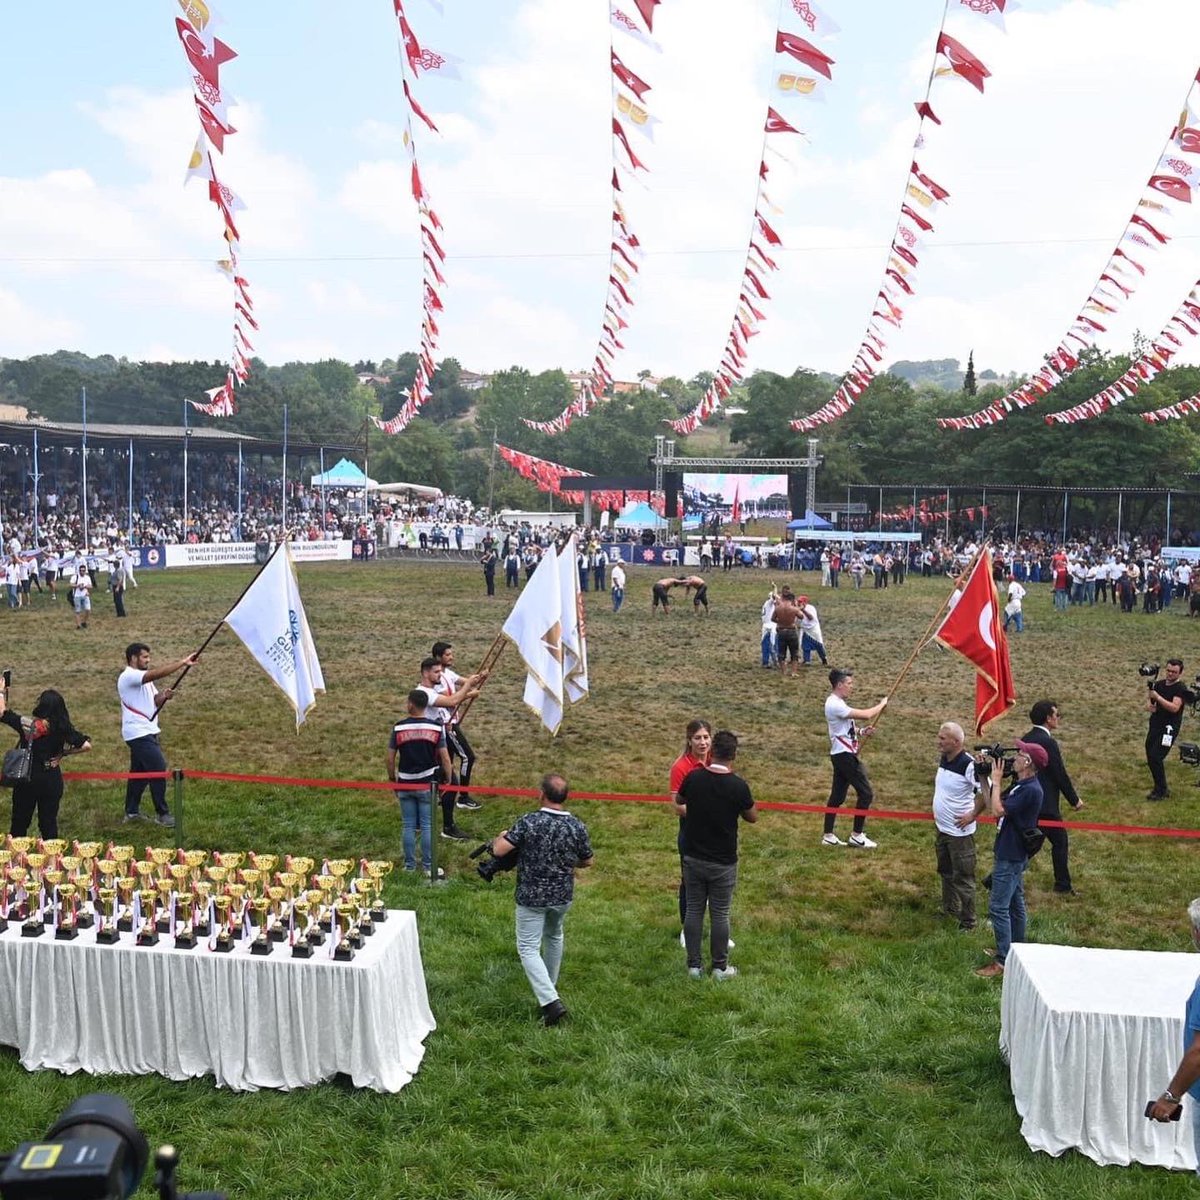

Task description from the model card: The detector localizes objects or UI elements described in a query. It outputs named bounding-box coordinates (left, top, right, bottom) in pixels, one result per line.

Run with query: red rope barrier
left=59, top=767, right=1200, bottom=840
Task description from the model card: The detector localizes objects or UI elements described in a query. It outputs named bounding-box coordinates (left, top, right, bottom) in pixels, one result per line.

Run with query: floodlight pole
left=31, top=428, right=40, bottom=548
left=182, top=399, right=190, bottom=539
left=81, top=386, right=89, bottom=548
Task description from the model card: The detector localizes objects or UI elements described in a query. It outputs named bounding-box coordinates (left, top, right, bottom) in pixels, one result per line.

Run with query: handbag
left=0, top=717, right=34, bottom=787
left=1021, top=825, right=1047, bottom=857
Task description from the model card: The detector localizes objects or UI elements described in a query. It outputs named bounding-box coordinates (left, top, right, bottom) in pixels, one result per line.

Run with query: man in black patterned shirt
left=491, top=774, right=594, bottom=1026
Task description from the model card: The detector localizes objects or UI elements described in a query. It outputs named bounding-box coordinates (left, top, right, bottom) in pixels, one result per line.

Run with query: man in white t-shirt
left=1003, top=578, right=1026, bottom=633
left=415, top=656, right=482, bottom=842
left=796, top=594, right=828, bottom=666
left=118, top=641, right=198, bottom=827
left=610, top=561, right=626, bottom=613
left=822, top=668, right=888, bottom=850
left=932, top=721, right=980, bottom=930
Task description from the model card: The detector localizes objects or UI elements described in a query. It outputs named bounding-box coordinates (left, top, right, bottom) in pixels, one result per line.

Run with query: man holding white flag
left=557, top=535, right=589, bottom=706
left=502, top=538, right=564, bottom=734
left=224, top=541, right=325, bottom=730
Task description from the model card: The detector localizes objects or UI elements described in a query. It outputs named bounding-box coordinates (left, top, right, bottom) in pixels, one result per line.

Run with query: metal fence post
left=173, top=768, right=185, bottom=847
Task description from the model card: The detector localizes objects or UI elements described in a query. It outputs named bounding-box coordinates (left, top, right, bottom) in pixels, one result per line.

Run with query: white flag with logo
left=501, top=545, right=564, bottom=734
left=556, top=536, right=589, bottom=705
left=224, top=542, right=325, bottom=730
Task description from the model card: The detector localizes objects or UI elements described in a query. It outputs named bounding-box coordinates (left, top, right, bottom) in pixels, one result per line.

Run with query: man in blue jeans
left=387, top=690, right=453, bottom=878
left=1147, top=898, right=1200, bottom=1172
left=491, top=774, right=593, bottom=1026
left=968, top=740, right=1045, bottom=979
left=676, top=730, right=757, bottom=980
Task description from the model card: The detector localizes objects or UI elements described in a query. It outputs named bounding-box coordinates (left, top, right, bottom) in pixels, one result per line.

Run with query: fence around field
left=58, top=768, right=1200, bottom=850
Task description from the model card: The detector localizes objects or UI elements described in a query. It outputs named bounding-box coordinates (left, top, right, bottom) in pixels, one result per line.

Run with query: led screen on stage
left=681, top=473, right=790, bottom=518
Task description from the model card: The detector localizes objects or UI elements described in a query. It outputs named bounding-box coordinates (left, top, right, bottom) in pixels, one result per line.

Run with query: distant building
left=458, top=370, right=492, bottom=391
left=356, top=373, right=391, bottom=388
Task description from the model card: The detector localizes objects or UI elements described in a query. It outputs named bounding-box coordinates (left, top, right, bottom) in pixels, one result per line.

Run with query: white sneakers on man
left=848, top=832, right=877, bottom=849
left=821, top=832, right=843, bottom=846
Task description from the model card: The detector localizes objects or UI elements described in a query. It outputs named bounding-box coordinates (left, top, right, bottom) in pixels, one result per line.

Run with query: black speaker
left=664, top=473, right=681, bottom=519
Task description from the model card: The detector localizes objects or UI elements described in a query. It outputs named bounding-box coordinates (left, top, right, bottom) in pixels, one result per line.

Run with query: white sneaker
left=687, top=967, right=703, bottom=979
left=711, top=966, right=738, bottom=981
left=848, top=832, right=877, bottom=849
left=821, top=833, right=844, bottom=846
left=679, top=929, right=686, bottom=948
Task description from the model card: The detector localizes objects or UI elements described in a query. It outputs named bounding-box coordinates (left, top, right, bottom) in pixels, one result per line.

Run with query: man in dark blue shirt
left=492, top=774, right=593, bottom=1026
left=967, top=740, right=1044, bottom=979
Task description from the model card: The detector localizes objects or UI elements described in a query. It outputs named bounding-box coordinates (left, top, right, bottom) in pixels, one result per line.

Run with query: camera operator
left=1146, top=659, right=1191, bottom=801
left=967, top=741, right=1046, bottom=979
left=490, top=773, right=593, bottom=1026
left=1021, top=700, right=1084, bottom=897
left=1146, top=897, right=1200, bottom=1165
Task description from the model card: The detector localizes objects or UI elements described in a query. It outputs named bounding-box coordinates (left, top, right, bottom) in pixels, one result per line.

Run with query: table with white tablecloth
left=999, top=942, right=1199, bottom=1170
left=0, top=909, right=435, bottom=1093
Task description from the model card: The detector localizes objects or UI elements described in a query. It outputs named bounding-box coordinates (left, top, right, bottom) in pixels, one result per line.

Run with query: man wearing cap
left=797, top=595, right=828, bottom=667
left=967, top=739, right=1046, bottom=978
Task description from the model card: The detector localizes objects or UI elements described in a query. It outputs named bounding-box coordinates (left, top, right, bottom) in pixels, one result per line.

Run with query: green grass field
left=2, top=559, right=1198, bottom=1199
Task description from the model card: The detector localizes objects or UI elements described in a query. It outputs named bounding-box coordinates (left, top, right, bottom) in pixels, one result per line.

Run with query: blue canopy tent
left=786, top=509, right=834, bottom=531
left=310, top=457, right=377, bottom=488
left=616, top=501, right=667, bottom=529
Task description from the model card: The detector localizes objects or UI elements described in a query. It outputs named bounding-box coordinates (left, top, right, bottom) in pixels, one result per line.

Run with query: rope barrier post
left=172, top=769, right=184, bottom=847
left=428, top=781, right=440, bottom=886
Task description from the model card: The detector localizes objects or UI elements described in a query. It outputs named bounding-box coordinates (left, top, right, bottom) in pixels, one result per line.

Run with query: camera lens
left=46, top=1093, right=150, bottom=1200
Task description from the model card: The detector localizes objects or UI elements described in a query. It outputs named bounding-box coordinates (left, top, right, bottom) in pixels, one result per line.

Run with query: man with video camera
left=490, top=774, right=593, bottom=1026
left=965, top=741, right=1045, bottom=979
left=1145, top=659, right=1191, bottom=800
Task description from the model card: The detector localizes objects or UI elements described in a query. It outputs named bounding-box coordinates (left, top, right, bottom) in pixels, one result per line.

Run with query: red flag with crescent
left=935, top=32, right=991, bottom=92
left=775, top=32, right=835, bottom=80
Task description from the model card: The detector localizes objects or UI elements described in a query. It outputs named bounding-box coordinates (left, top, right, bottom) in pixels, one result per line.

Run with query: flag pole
left=873, top=539, right=991, bottom=731
left=168, top=535, right=293, bottom=692
left=451, top=632, right=508, bottom=725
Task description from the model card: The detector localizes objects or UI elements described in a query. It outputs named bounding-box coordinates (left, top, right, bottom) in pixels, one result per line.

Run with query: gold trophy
left=303, top=888, right=327, bottom=946
left=114, top=876, right=137, bottom=935
left=96, top=887, right=118, bottom=942
left=291, top=897, right=313, bottom=957
left=148, top=847, right=175, bottom=880
left=155, top=880, right=174, bottom=934
left=54, top=883, right=79, bottom=940
left=287, top=855, right=315, bottom=880
left=132, top=860, right=157, bottom=931
left=174, top=892, right=197, bottom=950
left=136, top=888, right=160, bottom=945
left=7, top=836, right=36, bottom=857
left=249, top=852, right=278, bottom=875
left=182, top=849, right=208, bottom=888
left=7, top=866, right=29, bottom=926
left=265, top=885, right=288, bottom=943
left=226, top=883, right=248, bottom=939
left=213, top=894, right=234, bottom=951
left=350, top=880, right=374, bottom=939
left=218, top=852, right=244, bottom=873
left=40, top=838, right=68, bottom=861
left=315, top=875, right=340, bottom=933
left=192, top=881, right=213, bottom=936
left=109, top=844, right=135, bottom=874
left=166, top=865, right=192, bottom=933
left=205, top=864, right=229, bottom=888
left=365, top=861, right=394, bottom=923
left=238, top=868, right=263, bottom=903
left=23, top=853, right=48, bottom=930
left=332, top=900, right=355, bottom=961
left=249, top=896, right=272, bottom=955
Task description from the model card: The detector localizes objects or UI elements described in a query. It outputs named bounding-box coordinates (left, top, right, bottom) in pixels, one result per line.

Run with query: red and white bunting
left=174, top=0, right=250, bottom=418
left=374, top=0, right=456, bottom=435
left=792, top=8, right=1001, bottom=433
left=1141, top=391, right=1200, bottom=422
left=525, top=3, right=666, bottom=435
left=670, top=11, right=830, bottom=436
left=939, top=66, right=1200, bottom=432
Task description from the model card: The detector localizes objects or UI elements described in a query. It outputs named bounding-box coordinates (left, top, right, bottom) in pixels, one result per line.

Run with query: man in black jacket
left=1021, top=700, right=1084, bottom=896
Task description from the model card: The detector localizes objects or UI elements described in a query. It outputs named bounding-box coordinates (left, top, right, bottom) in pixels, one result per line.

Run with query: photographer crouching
left=1144, top=659, right=1192, bottom=801
left=964, top=741, right=1046, bottom=980
left=489, top=774, right=593, bottom=1027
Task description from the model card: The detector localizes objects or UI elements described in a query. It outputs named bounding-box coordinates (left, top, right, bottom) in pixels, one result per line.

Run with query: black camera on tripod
left=973, top=744, right=1017, bottom=779
left=0, top=1093, right=223, bottom=1200
left=468, top=839, right=519, bottom=883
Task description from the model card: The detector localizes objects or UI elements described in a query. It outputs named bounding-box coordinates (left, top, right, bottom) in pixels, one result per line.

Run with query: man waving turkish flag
left=935, top=548, right=1015, bottom=734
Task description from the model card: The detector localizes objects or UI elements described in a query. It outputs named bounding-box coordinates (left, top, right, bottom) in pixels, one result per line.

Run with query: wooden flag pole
left=451, top=633, right=508, bottom=725
left=872, top=539, right=991, bottom=732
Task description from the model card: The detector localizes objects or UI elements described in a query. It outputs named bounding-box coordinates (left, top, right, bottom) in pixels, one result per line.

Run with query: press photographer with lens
left=1143, top=659, right=1192, bottom=800
left=962, top=740, right=1046, bottom=979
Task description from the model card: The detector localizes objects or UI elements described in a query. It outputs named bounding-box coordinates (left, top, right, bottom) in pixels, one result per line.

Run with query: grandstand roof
left=0, top=418, right=358, bottom=456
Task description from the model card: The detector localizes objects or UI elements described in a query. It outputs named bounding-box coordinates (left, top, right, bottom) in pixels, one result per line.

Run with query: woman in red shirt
left=670, top=720, right=711, bottom=945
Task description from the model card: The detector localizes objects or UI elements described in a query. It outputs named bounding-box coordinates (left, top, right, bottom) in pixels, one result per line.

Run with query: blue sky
left=2, top=0, right=1199, bottom=388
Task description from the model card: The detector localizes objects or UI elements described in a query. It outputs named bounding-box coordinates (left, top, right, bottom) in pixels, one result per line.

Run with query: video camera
left=973, top=744, right=1018, bottom=779
left=0, top=1093, right=223, bottom=1200
left=468, top=839, right=519, bottom=883
left=1139, top=662, right=1160, bottom=687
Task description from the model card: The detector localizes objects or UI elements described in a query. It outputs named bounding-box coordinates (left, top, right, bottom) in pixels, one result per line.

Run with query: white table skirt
left=0, top=909, right=435, bottom=1093
left=1000, top=942, right=1199, bottom=1170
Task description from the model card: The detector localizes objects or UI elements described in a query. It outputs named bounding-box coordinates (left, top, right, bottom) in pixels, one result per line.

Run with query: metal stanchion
left=428, top=781, right=441, bottom=886
left=172, top=768, right=184, bottom=847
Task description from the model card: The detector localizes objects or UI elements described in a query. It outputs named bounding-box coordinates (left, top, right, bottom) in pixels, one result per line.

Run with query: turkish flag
left=731, top=480, right=741, bottom=524
left=612, top=51, right=651, bottom=100
left=175, top=19, right=237, bottom=90
left=765, top=107, right=802, bottom=135
left=1148, top=174, right=1192, bottom=204
left=934, top=549, right=1015, bottom=735
left=775, top=32, right=835, bottom=80
left=935, top=32, right=990, bottom=92
left=1178, top=127, right=1200, bottom=154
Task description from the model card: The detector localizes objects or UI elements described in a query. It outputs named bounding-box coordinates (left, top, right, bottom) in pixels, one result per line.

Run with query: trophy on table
left=225, top=884, right=248, bottom=939
left=59, top=855, right=93, bottom=929
left=23, top=853, right=48, bottom=930
left=249, top=852, right=278, bottom=875
left=192, top=881, right=213, bottom=937
left=132, top=861, right=157, bottom=930
left=115, top=876, right=136, bottom=934
left=265, top=886, right=288, bottom=943
left=291, top=897, right=313, bottom=958
left=155, top=880, right=174, bottom=934
left=54, top=883, right=79, bottom=940
left=181, top=849, right=209, bottom=887
left=332, top=900, right=355, bottom=962
left=365, top=861, right=394, bottom=924
left=96, top=886, right=119, bottom=943
left=303, top=889, right=327, bottom=946
left=40, top=838, right=68, bottom=861
left=315, top=875, right=340, bottom=933
left=287, top=856, right=315, bottom=882
left=167, top=865, right=192, bottom=932
left=109, top=845, right=135, bottom=873
left=213, top=895, right=234, bottom=952
left=218, top=852, right=244, bottom=873
left=249, top=895, right=272, bottom=955
left=7, top=866, right=29, bottom=925
left=148, top=846, right=175, bottom=882
left=350, top=880, right=374, bottom=939
left=136, top=888, right=160, bottom=946
left=7, top=836, right=35, bottom=857
left=174, top=892, right=197, bottom=950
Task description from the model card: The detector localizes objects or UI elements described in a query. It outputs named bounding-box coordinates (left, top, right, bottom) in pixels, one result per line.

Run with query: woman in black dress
left=0, top=688, right=91, bottom=839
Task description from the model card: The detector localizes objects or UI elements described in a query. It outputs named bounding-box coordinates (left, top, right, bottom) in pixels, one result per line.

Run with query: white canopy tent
left=374, top=481, right=444, bottom=500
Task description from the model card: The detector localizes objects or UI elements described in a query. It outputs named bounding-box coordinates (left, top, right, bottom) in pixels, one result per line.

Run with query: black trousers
left=1036, top=806, right=1072, bottom=890
left=826, top=753, right=873, bottom=834
left=10, top=772, right=63, bottom=838
left=445, top=724, right=476, bottom=805
left=1146, top=730, right=1172, bottom=795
